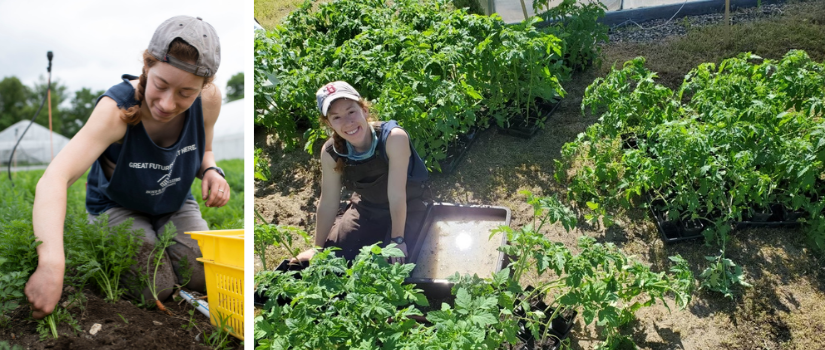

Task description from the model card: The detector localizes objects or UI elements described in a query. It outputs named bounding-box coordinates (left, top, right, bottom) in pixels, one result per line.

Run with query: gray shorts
left=88, top=199, right=209, bottom=303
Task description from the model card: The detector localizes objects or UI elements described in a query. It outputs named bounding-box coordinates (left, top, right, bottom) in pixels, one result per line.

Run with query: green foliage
left=452, top=0, right=485, bottom=15
left=255, top=192, right=693, bottom=349
left=0, top=341, right=24, bottom=350
left=36, top=307, right=81, bottom=340
left=253, top=217, right=311, bottom=270
left=226, top=72, right=245, bottom=102
left=205, top=312, right=236, bottom=350
left=63, top=87, right=105, bottom=138
left=191, top=159, right=244, bottom=230
left=700, top=252, right=752, bottom=298
left=0, top=267, right=27, bottom=327
left=143, top=222, right=180, bottom=303
left=65, top=215, right=143, bottom=303
left=255, top=244, right=428, bottom=349
left=534, top=0, right=608, bottom=72
left=255, top=0, right=565, bottom=170
left=557, top=50, right=825, bottom=296
left=496, top=192, right=694, bottom=349
left=254, top=147, right=270, bottom=182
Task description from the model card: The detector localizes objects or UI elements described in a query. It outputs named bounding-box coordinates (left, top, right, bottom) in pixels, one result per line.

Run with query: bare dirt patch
left=3, top=286, right=242, bottom=350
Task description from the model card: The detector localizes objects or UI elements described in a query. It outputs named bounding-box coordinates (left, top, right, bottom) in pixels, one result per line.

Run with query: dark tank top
left=326, top=120, right=429, bottom=208
left=86, top=74, right=205, bottom=216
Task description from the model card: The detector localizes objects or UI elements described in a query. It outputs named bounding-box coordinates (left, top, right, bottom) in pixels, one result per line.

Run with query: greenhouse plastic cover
left=493, top=0, right=692, bottom=23
left=211, top=98, right=244, bottom=161
left=0, top=120, right=70, bottom=165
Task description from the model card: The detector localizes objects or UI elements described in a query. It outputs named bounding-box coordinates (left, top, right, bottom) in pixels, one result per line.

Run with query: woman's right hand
left=25, top=261, right=65, bottom=319
left=289, top=248, right=317, bottom=265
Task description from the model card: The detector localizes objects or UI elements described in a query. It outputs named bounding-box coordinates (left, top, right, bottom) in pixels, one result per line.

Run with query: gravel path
left=607, top=2, right=787, bottom=43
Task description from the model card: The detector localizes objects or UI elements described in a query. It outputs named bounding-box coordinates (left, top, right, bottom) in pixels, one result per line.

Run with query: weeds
left=205, top=312, right=234, bottom=350
left=36, top=307, right=80, bottom=340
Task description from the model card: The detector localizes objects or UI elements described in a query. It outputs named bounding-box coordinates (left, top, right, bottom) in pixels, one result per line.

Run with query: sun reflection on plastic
left=455, top=231, right=472, bottom=251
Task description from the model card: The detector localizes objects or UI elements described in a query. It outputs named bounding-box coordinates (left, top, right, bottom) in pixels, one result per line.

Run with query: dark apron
left=323, top=142, right=429, bottom=261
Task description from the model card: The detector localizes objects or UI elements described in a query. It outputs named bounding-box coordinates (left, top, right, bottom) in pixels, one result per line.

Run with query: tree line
left=0, top=72, right=243, bottom=139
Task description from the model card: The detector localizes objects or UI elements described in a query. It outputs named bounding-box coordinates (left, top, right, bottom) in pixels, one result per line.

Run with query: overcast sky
left=0, top=0, right=245, bottom=102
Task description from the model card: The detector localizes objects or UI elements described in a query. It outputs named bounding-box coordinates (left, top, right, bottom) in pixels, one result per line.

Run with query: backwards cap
left=148, top=15, right=221, bottom=77
left=316, top=81, right=362, bottom=116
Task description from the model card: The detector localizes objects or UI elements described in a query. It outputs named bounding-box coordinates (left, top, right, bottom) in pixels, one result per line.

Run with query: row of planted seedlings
left=0, top=171, right=209, bottom=342
left=254, top=192, right=694, bottom=349
left=254, top=0, right=608, bottom=172
left=554, top=50, right=825, bottom=297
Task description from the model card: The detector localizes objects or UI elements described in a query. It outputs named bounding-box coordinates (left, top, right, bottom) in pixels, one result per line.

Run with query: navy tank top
left=86, top=74, right=205, bottom=216
left=328, top=120, right=429, bottom=183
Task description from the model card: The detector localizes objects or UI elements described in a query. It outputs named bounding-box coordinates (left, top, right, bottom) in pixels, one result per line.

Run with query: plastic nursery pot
left=497, top=101, right=560, bottom=139
left=621, top=133, right=638, bottom=150
left=514, top=287, right=578, bottom=350
left=679, top=219, right=705, bottom=239
left=254, top=259, right=308, bottom=307
left=654, top=209, right=681, bottom=241
left=782, top=206, right=806, bottom=222
left=437, top=127, right=478, bottom=175
left=744, top=204, right=783, bottom=222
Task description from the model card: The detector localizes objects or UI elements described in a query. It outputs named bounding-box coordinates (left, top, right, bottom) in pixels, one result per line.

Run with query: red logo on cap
left=325, top=84, right=336, bottom=94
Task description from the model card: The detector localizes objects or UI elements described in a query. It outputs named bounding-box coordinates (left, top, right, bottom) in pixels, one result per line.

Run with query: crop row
left=254, top=0, right=606, bottom=171
left=0, top=160, right=244, bottom=340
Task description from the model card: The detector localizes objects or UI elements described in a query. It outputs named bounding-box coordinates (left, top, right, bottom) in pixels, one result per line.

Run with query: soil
left=255, top=0, right=825, bottom=348
left=2, top=286, right=242, bottom=350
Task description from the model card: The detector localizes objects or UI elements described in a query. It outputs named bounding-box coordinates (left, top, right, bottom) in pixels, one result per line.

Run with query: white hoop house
left=0, top=120, right=70, bottom=165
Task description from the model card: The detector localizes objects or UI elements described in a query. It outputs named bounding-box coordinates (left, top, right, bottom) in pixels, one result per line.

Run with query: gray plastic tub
left=404, top=203, right=512, bottom=299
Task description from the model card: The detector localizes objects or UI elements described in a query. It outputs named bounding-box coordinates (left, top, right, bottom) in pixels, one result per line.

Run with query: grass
left=190, top=158, right=245, bottom=229
left=601, top=0, right=825, bottom=89
left=254, top=0, right=331, bottom=30
left=255, top=0, right=825, bottom=347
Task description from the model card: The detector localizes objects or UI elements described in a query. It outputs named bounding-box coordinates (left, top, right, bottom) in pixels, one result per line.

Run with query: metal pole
left=725, top=0, right=730, bottom=25
left=519, top=0, right=529, bottom=20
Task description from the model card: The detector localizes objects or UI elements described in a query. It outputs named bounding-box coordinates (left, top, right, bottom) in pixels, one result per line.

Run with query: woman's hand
left=289, top=248, right=316, bottom=265
left=202, top=170, right=230, bottom=208
left=390, top=242, right=408, bottom=264
left=25, top=261, right=65, bottom=319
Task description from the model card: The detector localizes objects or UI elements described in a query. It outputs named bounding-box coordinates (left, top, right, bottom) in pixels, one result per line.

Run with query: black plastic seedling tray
left=497, top=102, right=561, bottom=139
left=735, top=204, right=803, bottom=230
left=438, top=128, right=479, bottom=175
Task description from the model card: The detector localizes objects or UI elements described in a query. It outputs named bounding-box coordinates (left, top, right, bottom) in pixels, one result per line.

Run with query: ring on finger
left=218, top=189, right=225, bottom=193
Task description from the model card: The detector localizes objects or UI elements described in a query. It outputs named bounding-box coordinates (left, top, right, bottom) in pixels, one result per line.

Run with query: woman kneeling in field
left=292, top=81, right=430, bottom=265
left=25, top=16, right=230, bottom=318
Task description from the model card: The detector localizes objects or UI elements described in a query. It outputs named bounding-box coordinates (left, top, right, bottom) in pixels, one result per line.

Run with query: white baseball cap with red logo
left=316, top=81, right=362, bottom=116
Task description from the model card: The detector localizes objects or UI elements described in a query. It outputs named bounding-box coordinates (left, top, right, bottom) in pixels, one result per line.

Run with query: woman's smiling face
left=326, top=98, right=371, bottom=150
left=142, top=62, right=204, bottom=123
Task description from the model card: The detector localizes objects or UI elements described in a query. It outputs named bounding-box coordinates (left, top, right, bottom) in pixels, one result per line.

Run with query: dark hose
left=7, top=51, right=53, bottom=184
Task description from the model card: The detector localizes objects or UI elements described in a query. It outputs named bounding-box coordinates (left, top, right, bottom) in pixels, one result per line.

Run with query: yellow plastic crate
left=186, top=230, right=244, bottom=340
left=189, top=229, right=244, bottom=268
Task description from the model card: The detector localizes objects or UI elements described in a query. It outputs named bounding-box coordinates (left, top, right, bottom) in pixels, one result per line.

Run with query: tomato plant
left=254, top=192, right=694, bottom=349
left=557, top=50, right=825, bottom=297
left=254, top=0, right=567, bottom=170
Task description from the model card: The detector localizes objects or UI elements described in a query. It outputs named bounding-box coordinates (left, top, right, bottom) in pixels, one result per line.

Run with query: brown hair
left=122, top=38, right=215, bottom=125
left=321, top=99, right=378, bottom=172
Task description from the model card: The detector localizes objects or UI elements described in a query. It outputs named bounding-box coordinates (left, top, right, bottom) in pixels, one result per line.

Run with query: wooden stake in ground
left=48, top=88, right=53, bottom=161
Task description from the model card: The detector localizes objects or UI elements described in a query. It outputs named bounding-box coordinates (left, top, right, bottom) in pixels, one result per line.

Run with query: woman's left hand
left=390, top=242, right=408, bottom=264
left=202, top=170, right=230, bottom=208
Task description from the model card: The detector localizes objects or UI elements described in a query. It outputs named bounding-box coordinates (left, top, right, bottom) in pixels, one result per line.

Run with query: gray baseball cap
left=316, top=81, right=362, bottom=116
left=148, top=16, right=221, bottom=77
